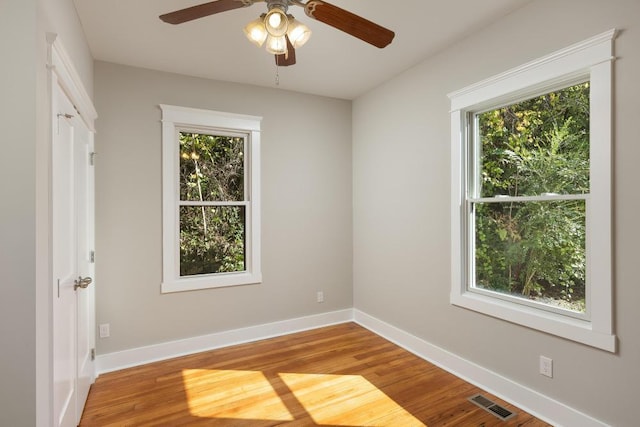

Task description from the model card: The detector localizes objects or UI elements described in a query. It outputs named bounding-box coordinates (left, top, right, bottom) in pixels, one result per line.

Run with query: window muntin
left=448, top=29, right=616, bottom=351
left=161, top=105, right=261, bottom=293
left=468, top=84, right=589, bottom=317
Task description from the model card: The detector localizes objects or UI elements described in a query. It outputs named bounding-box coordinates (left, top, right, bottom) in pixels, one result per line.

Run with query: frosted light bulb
left=250, top=28, right=263, bottom=42
left=268, top=13, right=281, bottom=28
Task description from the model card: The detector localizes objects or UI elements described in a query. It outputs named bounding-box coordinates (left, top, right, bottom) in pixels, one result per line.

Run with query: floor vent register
left=468, top=393, right=516, bottom=421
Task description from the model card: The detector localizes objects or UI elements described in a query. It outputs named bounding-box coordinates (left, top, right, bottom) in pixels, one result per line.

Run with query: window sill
left=162, top=271, right=262, bottom=293
left=451, top=290, right=616, bottom=352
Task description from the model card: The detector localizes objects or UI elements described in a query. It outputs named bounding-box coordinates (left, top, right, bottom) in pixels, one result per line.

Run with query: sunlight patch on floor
left=181, top=369, right=294, bottom=421
left=279, top=373, right=426, bottom=426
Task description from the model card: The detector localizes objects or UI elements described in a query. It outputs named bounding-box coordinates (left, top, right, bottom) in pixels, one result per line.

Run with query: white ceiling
left=73, top=0, right=531, bottom=100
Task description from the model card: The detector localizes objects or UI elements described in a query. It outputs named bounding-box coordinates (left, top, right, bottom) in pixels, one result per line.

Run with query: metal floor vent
left=468, top=394, right=516, bottom=421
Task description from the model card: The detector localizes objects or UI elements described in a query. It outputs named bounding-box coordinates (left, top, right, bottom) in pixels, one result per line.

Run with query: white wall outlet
left=99, top=323, right=110, bottom=338
left=316, top=291, right=324, bottom=303
left=539, top=355, right=553, bottom=378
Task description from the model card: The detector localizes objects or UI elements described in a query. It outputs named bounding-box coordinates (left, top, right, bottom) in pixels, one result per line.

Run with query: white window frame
left=160, top=104, right=262, bottom=293
left=448, top=29, right=617, bottom=352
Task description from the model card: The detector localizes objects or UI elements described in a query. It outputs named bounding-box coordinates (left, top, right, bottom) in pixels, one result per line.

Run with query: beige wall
left=39, top=0, right=94, bottom=98
left=94, top=62, right=353, bottom=354
left=353, top=0, right=639, bottom=425
left=0, top=2, right=38, bottom=425
left=0, top=0, right=93, bottom=424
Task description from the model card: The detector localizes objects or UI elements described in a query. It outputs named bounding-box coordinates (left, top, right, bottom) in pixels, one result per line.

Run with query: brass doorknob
left=74, top=276, right=93, bottom=291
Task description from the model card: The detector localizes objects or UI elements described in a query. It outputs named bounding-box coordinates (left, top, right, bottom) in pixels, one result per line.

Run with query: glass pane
left=477, top=83, right=590, bottom=197
left=180, top=206, right=246, bottom=276
left=473, top=200, right=585, bottom=313
left=179, top=132, right=245, bottom=202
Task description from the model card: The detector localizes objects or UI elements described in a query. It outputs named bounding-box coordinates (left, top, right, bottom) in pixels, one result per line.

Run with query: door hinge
left=91, top=348, right=96, bottom=361
left=89, top=152, right=96, bottom=166
left=90, top=250, right=95, bottom=263
left=56, top=113, right=74, bottom=135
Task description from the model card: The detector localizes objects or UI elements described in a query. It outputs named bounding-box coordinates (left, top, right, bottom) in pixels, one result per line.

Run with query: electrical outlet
left=316, top=291, right=324, bottom=303
left=539, top=355, right=553, bottom=378
left=99, top=323, right=110, bottom=338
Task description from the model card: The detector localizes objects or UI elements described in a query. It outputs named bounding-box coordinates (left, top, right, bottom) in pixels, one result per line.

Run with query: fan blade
left=304, top=1, right=394, bottom=48
left=160, top=0, right=248, bottom=24
left=275, top=36, right=296, bottom=66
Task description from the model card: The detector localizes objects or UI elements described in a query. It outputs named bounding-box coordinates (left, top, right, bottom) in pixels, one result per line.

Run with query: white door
left=52, top=80, right=96, bottom=427
left=73, top=91, right=96, bottom=422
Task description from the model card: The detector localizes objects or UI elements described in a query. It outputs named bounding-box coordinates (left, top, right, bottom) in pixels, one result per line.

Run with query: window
left=448, top=30, right=616, bottom=351
left=161, top=105, right=261, bottom=293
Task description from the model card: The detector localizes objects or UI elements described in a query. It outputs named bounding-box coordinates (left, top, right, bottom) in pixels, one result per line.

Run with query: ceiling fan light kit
left=160, top=0, right=395, bottom=66
left=244, top=3, right=310, bottom=57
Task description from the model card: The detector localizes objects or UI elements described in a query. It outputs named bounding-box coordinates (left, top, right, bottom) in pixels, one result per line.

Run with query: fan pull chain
left=275, top=63, right=280, bottom=86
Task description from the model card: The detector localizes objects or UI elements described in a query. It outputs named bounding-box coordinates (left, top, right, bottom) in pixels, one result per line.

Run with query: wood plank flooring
left=80, top=323, right=551, bottom=426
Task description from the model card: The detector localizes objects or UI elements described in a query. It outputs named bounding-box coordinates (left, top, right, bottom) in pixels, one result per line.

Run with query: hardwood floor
left=80, top=323, right=551, bottom=426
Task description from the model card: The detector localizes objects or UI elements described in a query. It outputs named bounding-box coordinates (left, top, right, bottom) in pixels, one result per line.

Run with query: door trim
left=44, top=33, right=98, bottom=427
left=47, top=34, right=97, bottom=132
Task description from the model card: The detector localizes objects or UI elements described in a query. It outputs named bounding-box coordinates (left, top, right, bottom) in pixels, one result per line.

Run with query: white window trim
left=448, top=29, right=616, bottom=352
left=160, top=104, right=262, bottom=293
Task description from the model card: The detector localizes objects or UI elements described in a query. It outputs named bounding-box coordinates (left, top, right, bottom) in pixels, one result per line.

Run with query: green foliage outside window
left=179, top=132, right=246, bottom=276
left=474, top=83, right=589, bottom=312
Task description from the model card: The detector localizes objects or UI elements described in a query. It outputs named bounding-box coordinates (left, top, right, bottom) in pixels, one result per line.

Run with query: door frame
left=44, top=33, right=98, bottom=426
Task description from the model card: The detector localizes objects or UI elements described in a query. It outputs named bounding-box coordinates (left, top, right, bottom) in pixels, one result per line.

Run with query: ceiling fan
left=160, top=0, right=395, bottom=66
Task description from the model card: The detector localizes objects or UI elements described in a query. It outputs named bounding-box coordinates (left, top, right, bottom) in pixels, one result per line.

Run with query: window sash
left=465, top=84, right=592, bottom=318
left=174, top=131, right=250, bottom=277
left=465, top=196, right=590, bottom=318
left=178, top=130, right=248, bottom=203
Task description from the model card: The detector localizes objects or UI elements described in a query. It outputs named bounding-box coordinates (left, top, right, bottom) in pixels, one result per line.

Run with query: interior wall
left=94, top=61, right=353, bottom=355
left=0, top=2, right=38, bottom=425
left=0, top=0, right=93, bottom=424
left=39, top=0, right=94, bottom=97
left=352, top=0, right=639, bottom=425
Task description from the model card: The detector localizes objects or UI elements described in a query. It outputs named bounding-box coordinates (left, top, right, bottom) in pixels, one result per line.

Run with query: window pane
left=180, top=206, right=246, bottom=276
left=179, top=132, right=245, bottom=202
left=477, top=83, right=590, bottom=197
left=473, top=200, right=585, bottom=313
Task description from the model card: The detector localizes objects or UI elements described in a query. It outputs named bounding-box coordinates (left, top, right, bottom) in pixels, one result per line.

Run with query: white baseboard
left=96, top=309, right=353, bottom=374
left=95, top=307, right=607, bottom=427
left=353, top=309, right=608, bottom=427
